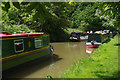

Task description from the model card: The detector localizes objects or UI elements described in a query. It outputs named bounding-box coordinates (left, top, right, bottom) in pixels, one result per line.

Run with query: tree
left=95, top=2, right=120, bottom=30
left=71, top=2, right=103, bottom=31
left=2, top=2, right=73, bottom=41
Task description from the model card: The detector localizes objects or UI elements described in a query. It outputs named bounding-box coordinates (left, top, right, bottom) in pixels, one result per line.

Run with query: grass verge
left=61, top=35, right=119, bottom=78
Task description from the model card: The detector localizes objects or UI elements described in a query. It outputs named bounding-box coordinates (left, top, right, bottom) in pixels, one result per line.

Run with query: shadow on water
left=2, top=54, right=62, bottom=78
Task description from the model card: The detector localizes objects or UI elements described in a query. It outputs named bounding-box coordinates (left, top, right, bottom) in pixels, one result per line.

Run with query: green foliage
left=21, top=2, right=71, bottom=25
left=79, top=20, right=89, bottom=31
left=0, top=3, right=2, bottom=31
left=25, top=2, right=38, bottom=12
left=2, top=24, right=33, bottom=33
left=21, top=2, right=29, bottom=5
left=95, top=2, right=120, bottom=29
left=95, top=2, right=120, bottom=17
left=2, top=2, right=73, bottom=42
left=12, top=2, right=20, bottom=9
left=64, top=28, right=82, bottom=35
left=2, top=3, right=23, bottom=25
left=2, top=2, right=10, bottom=12
left=41, top=17, right=70, bottom=42
left=71, top=3, right=103, bottom=31
left=3, top=2, right=119, bottom=41
left=47, top=75, right=53, bottom=80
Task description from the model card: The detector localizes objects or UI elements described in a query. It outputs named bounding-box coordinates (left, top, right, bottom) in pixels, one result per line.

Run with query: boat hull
left=86, top=42, right=102, bottom=48
left=2, top=47, right=51, bottom=70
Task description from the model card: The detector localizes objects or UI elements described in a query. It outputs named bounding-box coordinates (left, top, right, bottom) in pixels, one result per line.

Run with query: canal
left=3, top=42, right=90, bottom=78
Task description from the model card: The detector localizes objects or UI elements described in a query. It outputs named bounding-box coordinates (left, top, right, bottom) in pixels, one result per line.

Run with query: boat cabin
left=86, top=33, right=109, bottom=48
left=69, top=32, right=80, bottom=41
left=69, top=32, right=88, bottom=41
left=87, top=33, right=109, bottom=43
left=1, top=32, right=52, bottom=70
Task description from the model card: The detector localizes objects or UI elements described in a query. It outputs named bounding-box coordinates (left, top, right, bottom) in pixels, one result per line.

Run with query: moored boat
left=86, top=41, right=102, bottom=48
left=69, top=32, right=88, bottom=42
left=86, top=33, right=109, bottom=48
left=69, top=32, right=80, bottom=41
left=1, top=32, right=53, bottom=70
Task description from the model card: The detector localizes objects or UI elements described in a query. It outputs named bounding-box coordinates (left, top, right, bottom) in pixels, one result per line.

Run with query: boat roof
left=71, top=32, right=80, bottom=34
left=0, top=33, right=46, bottom=38
left=88, top=33, right=106, bottom=35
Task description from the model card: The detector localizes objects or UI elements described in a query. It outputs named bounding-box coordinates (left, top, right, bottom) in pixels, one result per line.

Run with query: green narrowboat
left=86, top=33, right=110, bottom=48
left=1, top=32, right=53, bottom=70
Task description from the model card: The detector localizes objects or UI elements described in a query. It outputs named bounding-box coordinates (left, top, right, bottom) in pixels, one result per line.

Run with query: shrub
left=2, top=24, right=34, bottom=33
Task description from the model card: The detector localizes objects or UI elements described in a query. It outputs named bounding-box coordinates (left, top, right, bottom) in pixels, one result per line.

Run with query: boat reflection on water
left=86, top=33, right=109, bottom=54
left=86, top=47, right=97, bottom=54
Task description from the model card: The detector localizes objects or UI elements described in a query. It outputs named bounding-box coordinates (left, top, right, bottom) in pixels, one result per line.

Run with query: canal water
left=3, top=42, right=90, bottom=78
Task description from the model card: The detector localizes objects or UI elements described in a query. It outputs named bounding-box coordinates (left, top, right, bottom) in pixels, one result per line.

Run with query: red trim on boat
left=86, top=45, right=100, bottom=47
left=0, top=33, right=48, bottom=38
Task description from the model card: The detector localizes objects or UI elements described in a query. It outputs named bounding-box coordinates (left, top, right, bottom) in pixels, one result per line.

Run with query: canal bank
left=61, top=35, right=119, bottom=78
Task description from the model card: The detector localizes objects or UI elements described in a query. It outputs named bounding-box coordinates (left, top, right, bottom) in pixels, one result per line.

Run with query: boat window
left=34, top=37, right=42, bottom=48
left=14, top=39, right=24, bottom=52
